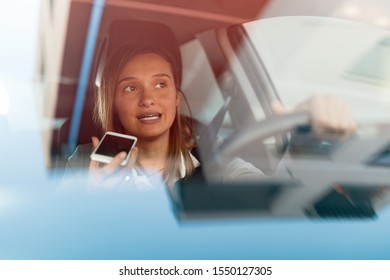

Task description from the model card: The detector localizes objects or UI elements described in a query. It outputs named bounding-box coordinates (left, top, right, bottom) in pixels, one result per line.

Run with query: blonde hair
left=94, top=44, right=196, bottom=184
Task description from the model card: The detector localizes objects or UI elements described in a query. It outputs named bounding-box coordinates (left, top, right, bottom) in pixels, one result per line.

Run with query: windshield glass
left=1, top=1, right=390, bottom=260
left=244, top=16, right=390, bottom=125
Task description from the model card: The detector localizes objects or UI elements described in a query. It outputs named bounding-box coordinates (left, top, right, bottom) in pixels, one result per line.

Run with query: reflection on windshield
left=244, top=16, right=390, bottom=125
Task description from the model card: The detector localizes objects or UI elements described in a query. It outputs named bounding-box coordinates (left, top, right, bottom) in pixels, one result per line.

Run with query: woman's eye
left=124, top=85, right=137, bottom=92
left=155, top=82, right=167, bottom=89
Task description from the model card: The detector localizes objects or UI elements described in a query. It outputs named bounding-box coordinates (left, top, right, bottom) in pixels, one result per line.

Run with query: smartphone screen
left=95, top=134, right=136, bottom=157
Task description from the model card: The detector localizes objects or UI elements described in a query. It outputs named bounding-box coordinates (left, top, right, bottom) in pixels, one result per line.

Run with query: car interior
left=43, top=0, right=390, bottom=220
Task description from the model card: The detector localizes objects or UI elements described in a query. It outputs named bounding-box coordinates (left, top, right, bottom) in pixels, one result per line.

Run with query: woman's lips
left=136, top=113, right=162, bottom=121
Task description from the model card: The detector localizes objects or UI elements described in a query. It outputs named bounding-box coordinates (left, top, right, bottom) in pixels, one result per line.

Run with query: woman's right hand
left=87, top=136, right=138, bottom=191
left=271, top=95, right=356, bottom=136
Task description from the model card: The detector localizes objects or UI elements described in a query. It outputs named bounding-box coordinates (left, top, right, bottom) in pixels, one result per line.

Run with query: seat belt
left=197, top=96, right=232, bottom=163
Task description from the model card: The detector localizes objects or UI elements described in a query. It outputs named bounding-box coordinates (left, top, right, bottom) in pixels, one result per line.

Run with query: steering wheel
left=202, top=111, right=311, bottom=181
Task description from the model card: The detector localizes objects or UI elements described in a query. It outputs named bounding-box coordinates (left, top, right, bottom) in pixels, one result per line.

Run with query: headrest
left=96, top=20, right=182, bottom=86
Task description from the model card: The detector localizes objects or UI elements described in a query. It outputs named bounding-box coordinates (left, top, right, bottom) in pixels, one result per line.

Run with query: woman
left=62, top=44, right=200, bottom=190
left=62, top=44, right=355, bottom=191
left=90, top=44, right=199, bottom=189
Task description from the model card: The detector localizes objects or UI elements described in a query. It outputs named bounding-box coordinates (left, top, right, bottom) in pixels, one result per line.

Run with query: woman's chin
left=133, top=130, right=170, bottom=142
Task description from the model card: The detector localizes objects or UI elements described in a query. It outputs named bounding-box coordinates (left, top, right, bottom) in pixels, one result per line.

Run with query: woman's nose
left=139, top=88, right=155, bottom=107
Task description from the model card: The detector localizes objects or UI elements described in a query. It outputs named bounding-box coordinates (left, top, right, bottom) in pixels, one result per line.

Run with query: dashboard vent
left=309, top=184, right=388, bottom=219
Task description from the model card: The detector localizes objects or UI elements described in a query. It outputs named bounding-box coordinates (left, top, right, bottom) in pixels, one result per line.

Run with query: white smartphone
left=90, top=132, right=137, bottom=166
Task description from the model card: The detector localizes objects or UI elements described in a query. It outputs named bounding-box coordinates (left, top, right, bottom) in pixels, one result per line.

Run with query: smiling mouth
left=137, top=113, right=162, bottom=121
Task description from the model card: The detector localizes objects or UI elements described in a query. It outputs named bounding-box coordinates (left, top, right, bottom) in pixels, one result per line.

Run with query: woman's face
left=114, top=53, right=179, bottom=141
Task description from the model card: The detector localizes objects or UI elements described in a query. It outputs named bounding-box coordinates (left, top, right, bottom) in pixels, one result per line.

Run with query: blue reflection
left=0, top=182, right=389, bottom=260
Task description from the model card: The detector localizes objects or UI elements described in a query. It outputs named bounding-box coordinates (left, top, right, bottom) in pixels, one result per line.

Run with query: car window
left=243, top=16, right=390, bottom=126
left=181, top=38, right=233, bottom=138
left=207, top=16, right=390, bottom=217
